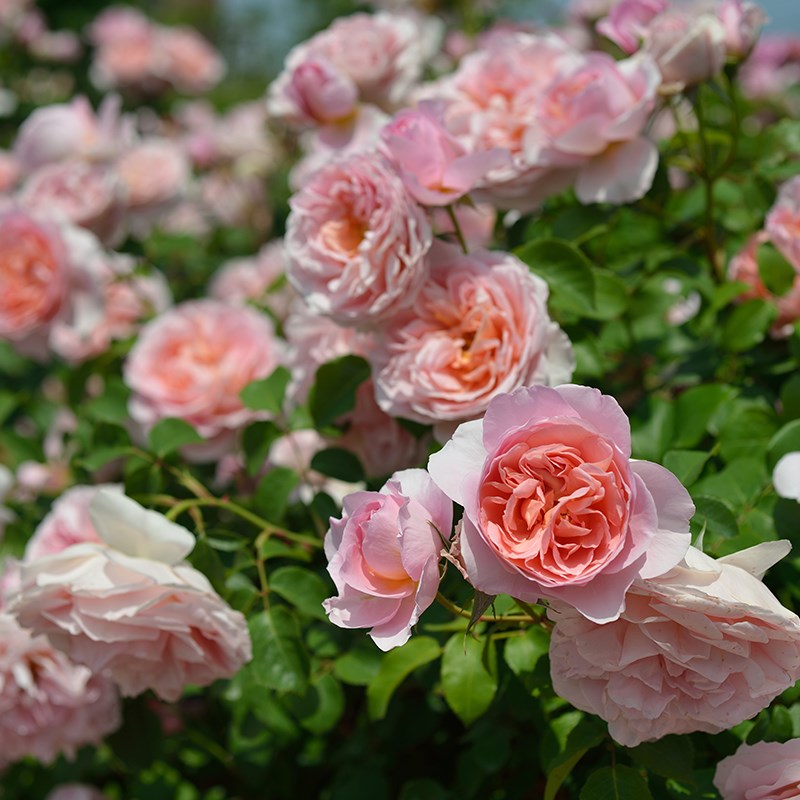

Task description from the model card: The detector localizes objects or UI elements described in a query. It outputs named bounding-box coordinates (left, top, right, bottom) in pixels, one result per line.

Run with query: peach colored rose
left=728, top=232, right=800, bottom=338
left=124, top=299, right=282, bottom=461
left=0, top=611, right=120, bottom=769
left=428, top=384, right=693, bottom=622
left=767, top=175, right=800, bottom=269
left=12, top=490, right=252, bottom=702
left=285, top=151, right=432, bottom=326
left=324, top=468, right=452, bottom=650
left=24, top=484, right=120, bottom=562
left=550, top=543, right=800, bottom=746
left=371, top=241, right=574, bottom=426
left=715, top=739, right=800, bottom=800
left=18, top=160, right=125, bottom=245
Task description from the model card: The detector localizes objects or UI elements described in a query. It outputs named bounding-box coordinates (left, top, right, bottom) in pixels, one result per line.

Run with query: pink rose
left=154, top=26, right=226, bottom=94
left=371, top=241, right=574, bottom=427
left=522, top=51, right=661, bottom=204
left=717, top=0, right=766, bottom=58
left=643, top=9, right=727, bottom=91
left=12, top=490, right=252, bottom=702
left=728, top=232, right=800, bottom=338
left=740, top=35, right=800, bottom=100
left=550, top=542, right=800, bottom=746
left=0, top=149, right=19, bottom=191
left=715, top=739, right=800, bottom=800
left=767, top=175, right=800, bottom=269
left=87, top=5, right=151, bottom=47
left=323, top=468, right=452, bottom=650
left=267, top=56, right=358, bottom=128
left=285, top=151, right=432, bottom=326
left=597, top=0, right=667, bottom=53
left=13, top=95, right=127, bottom=170
left=379, top=102, right=508, bottom=206
left=18, top=160, right=125, bottom=245
left=0, top=612, right=120, bottom=768
left=428, top=384, right=693, bottom=622
left=46, top=785, right=108, bottom=800
left=124, top=299, right=282, bottom=461
left=24, top=484, right=120, bottom=562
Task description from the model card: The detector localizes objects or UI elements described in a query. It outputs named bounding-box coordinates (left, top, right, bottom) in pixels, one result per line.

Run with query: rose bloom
left=766, top=175, right=800, bottom=269
left=550, top=542, right=800, bottom=746
left=422, top=31, right=577, bottom=210
left=428, top=384, right=693, bottom=622
left=46, top=785, right=108, bottom=800
left=13, top=95, right=126, bottom=171
left=0, top=148, right=19, bottom=191
left=371, top=241, right=574, bottom=427
left=521, top=51, right=661, bottom=205
left=597, top=0, right=667, bottom=53
left=279, top=12, right=431, bottom=110
left=717, top=0, right=766, bottom=58
left=124, top=299, right=282, bottom=461
left=0, top=611, right=120, bottom=769
left=379, top=102, right=508, bottom=206
left=728, top=232, right=800, bottom=339
left=12, top=490, right=252, bottom=702
left=740, top=35, right=800, bottom=101
left=643, top=9, right=727, bottom=91
left=285, top=151, right=432, bottom=326
left=116, top=138, right=190, bottom=216
left=18, top=160, right=125, bottom=245
left=715, top=739, right=800, bottom=800
left=324, top=468, right=452, bottom=650
left=154, top=26, right=226, bottom=94
left=24, top=484, right=120, bottom=562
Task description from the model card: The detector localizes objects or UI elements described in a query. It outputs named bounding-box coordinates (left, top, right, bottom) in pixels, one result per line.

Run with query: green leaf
left=79, top=445, right=132, bottom=472
left=769, top=419, right=800, bottom=470
left=84, top=379, right=131, bottom=425
left=673, top=384, right=737, bottom=448
left=254, top=466, right=299, bottom=523
left=309, top=355, right=371, bottom=428
left=367, top=636, right=441, bottom=720
left=544, top=717, right=605, bottom=800
left=781, top=374, right=800, bottom=421
left=148, top=418, right=203, bottom=457
left=515, top=238, right=596, bottom=316
left=310, top=447, right=365, bottom=483
left=504, top=626, right=551, bottom=680
left=719, top=402, right=778, bottom=463
left=288, top=673, right=345, bottom=735
left=720, top=299, right=777, bottom=352
left=663, top=450, right=709, bottom=487
left=240, top=366, right=291, bottom=415
left=591, top=270, right=629, bottom=321
left=758, top=242, right=796, bottom=296
left=441, top=634, right=498, bottom=726
left=580, top=766, right=653, bottom=800
left=269, top=566, right=330, bottom=621
left=628, top=737, right=694, bottom=783
left=241, top=420, right=282, bottom=476
left=0, top=391, right=16, bottom=426
left=247, top=607, right=309, bottom=694
left=334, top=646, right=383, bottom=686
left=189, top=538, right=227, bottom=597
left=692, top=495, right=739, bottom=541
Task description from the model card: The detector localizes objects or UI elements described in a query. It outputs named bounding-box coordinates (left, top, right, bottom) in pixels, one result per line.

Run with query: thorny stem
left=435, top=592, right=532, bottom=624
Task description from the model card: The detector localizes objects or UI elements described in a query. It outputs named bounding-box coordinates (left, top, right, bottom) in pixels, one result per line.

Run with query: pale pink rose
left=717, top=0, right=766, bottom=58
left=87, top=5, right=151, bottom=47
left=12, top=490, right=252, bottom=702
left=0, top=611, right=120, bottom=768
left=597, top=0, right=667, bottom=53
left=116, top=138, right=189, bottom=219
left=13, top=95, right=126, bottom=171
left=740, top=35, right=800, bottom=100
left=773, top=451, right=800, bottom=501
left=323, top=468, right=452, bottom=650
left=282, top=12, right=431, bottom=111
left=267, top=56, right=358, bottom=128
left=715, top=739, right=800, bottom=800
left=767, top=176, right=800, bottom=269
left=124, top=299, right=282, bottom=461
left=569, top=0, right=616, bottom=21
left=0, top=149, right=19, bottom=191
left=154, top=26, right=225, bottom=94
left=0, top=558, right=21, bottom=606
left=46, top=785, right=107, bottom=800
left=337, top=380, right=431, bottom=479
left=371, top=241, right=574, bottom=426
left=380, top=102, right=508, bottom=206
left=18, top=160, right=125, bottom=245
left=27, top=28, right=82, bottom=63
left=430, top=202, right=496, bottom=250
left=643, top=9, right=727, bottom=91
left=198, top=171, right=272, bottom=235
left=428, top=384, right=693, bottom=622
left=0, top=209, right=69, bottom=356
left=422, top=32, right=577, bottom=210
left=728, top=232, right=800, bottom=339
left=550, top=542, right=800, bottom=746
left=209, top=240, right=295, bottom=321
left=24, top=484, right=121, bottom=562
left=285, top=151, right=432, bottom=326
left=522, top=51, right=661, bottom=204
